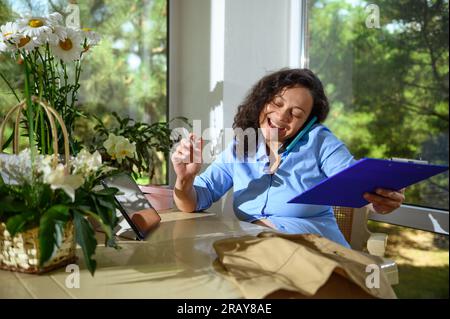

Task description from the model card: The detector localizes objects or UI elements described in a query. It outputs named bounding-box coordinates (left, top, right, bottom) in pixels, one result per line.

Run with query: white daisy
left=1, top=22, right=20, bottom=41
left=18, top=14, right=53, bottom=38
left=41, top=25, right=67, bottom=45
left=52, top=25, right=67, bottom=40
left=50, top=27, right=82, bottom=62
left=14, top=35, right=40, bottom=52
left=81, top=28, right=101, bottom=49
left=0, top=22, right=20, bottom=53
left=0, top=40, right=7, bottom=52
left=47, top=12, right=63, bottom=25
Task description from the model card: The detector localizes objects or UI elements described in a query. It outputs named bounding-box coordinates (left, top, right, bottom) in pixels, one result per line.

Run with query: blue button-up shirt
left=193, top=124, right=356, bottom=247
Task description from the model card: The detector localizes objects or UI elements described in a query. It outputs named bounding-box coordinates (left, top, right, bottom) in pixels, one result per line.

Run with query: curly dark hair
left=233, top=68, right=329, bottom=134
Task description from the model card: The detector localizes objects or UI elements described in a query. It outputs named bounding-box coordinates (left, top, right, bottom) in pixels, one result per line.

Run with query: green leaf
left=90, top=194, right=117, bottom=233
left=105, top=235, right=119, bottom=249
left=5, top=211, right=35, bottom=236
left=78, top=207, right=117, bottom=249
left=77, top=208, right=112, bottom=239
left=0, top=131, right=14, bottom=151
left=73, top=210, right=97, bottom=275
left=38, top=205, right=70, bottom=266
left=94, top=187, right=119, bottom=196
left=38, top=185, right=53, bottom=208
left=96, top=197, right=117, bottom=211
left=0, top=197, right=28, bottom=213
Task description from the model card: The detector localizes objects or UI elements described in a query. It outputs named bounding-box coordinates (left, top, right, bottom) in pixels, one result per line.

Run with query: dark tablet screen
left=102, top=173, right=160, bottom=239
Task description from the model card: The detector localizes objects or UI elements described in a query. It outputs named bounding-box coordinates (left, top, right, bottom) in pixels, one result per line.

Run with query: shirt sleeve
left=316, top=127, right=357, bottom=177
left=193, top=143, right=234, bottom=211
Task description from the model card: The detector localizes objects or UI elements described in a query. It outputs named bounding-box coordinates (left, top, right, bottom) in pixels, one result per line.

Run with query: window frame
left=302, top=0, right=449, bottom=233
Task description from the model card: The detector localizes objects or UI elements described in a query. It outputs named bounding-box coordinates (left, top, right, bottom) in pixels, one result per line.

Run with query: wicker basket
left=0, top=97, right=76, bottom=274
left=0, top=222, right=77, bottom=274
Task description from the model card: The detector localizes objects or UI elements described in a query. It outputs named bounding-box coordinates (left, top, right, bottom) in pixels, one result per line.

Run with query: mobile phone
left=101, top=173, right=161, bottom=240
left=278, top=116, right=317, bottom=154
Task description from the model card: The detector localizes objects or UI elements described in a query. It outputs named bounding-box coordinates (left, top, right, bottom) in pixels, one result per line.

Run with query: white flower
left=0, top=40, right=7, bottom=53
left=47, top=25, right=68, bottom=44
left=50, top=27, right=82, bottom=62
left=81, top=28, right=101, bottom=50
left=0, top=22, right=21, bottom=52
left=103, top=133, right=136, bottom=164
left=24, top=14, right=64, bottom=46
left=0, top=149, right=45, bottom=185
left=87, top=150, right=103, bottom=170
left=37, top=155, right=54, bottom=179
left=1, top=22, right=20, bottom=41
left=12, top=35, right=40, bottom=52
left=39, top=25, right=68, bottom=46
left=0, top=151, right=31, bottom=185
left=17, top=14, right=54, bottom=38
left=114, top=138, right=136, bottom=164
left=103, top=133, right=120, bottom=156
left=72, top=149, right=103, bottom=175
left=47, top=12, right=63, bottom=25
left=43, top=164, right=84, bottom=202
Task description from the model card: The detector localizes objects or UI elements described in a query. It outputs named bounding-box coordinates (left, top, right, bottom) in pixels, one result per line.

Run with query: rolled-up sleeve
left=193, top=144, right=234, bottom=211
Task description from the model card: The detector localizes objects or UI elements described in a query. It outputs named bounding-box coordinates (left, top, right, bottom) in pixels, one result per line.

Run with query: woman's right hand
left=171, top=133, right=203, bottom=181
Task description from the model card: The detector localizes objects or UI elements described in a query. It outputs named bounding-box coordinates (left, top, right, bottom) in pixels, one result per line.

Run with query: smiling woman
left=171, top=68, right=406, bottom=248
left=233, top=69, right=330, bottom=155
left=259, top=86, right=313, bottom=144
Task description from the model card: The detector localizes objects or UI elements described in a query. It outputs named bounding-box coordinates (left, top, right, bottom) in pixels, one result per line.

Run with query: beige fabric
left=213, top=232, right=397, bottom=299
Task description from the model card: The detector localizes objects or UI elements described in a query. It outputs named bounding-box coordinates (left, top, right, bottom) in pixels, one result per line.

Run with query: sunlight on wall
left=289, top=0, right=301, bottom=68
left=210, top=0, right=225, bottom=92
left=209, top=103, right=224, bottom=155
left=209, top=0, right=225, bottom=158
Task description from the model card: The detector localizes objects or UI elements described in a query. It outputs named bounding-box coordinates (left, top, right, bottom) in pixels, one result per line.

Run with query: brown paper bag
left=213, top=231, right=396, bottom=299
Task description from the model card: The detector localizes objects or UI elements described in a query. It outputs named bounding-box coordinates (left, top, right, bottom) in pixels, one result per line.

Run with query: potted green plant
left=0, top=99, right=118, bottom=275
left=84, top=112, right=190, bottom=210
left=0, top=13, right=118, bottom=275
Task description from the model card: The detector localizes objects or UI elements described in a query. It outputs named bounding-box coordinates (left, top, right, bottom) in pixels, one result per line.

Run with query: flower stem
left=62, top=62, right=68, bottom=118
left=40, top=110, right=46, bottom=153
left=46, top=43, right=57, bottom=108
left=0, top=71, right=20, bottom=103
left=23, top=53, right=36, bottom=163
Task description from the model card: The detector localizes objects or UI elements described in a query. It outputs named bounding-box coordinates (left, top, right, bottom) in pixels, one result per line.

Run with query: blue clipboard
left=287, top=158, right=449, bottom=208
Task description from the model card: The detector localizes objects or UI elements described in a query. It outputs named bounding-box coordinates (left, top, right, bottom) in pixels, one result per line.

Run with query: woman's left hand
left=363, top=188, right=406, bottom=214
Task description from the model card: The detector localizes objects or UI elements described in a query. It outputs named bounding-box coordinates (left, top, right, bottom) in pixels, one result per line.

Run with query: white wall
left=169, top=0, right=302, bottom=214
left=223, top=0, right=293, bottom=128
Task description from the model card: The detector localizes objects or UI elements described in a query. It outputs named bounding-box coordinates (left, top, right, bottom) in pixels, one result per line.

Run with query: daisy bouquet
left=0, top=13, right=119, bottom=275
left=0, top=148, right=119, bottom=275
left=0, top=12, right=100, bottom=156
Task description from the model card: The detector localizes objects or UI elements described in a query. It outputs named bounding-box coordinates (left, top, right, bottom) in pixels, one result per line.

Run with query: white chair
left=333, top=206, right=399, bottom=285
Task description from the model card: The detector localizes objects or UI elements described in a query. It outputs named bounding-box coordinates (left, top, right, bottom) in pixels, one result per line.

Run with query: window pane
left=369, top=221, right=448, bottom=298
left=309, top=0, right=449, bottom=210
left=0, top=0, right=168, bottom=183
